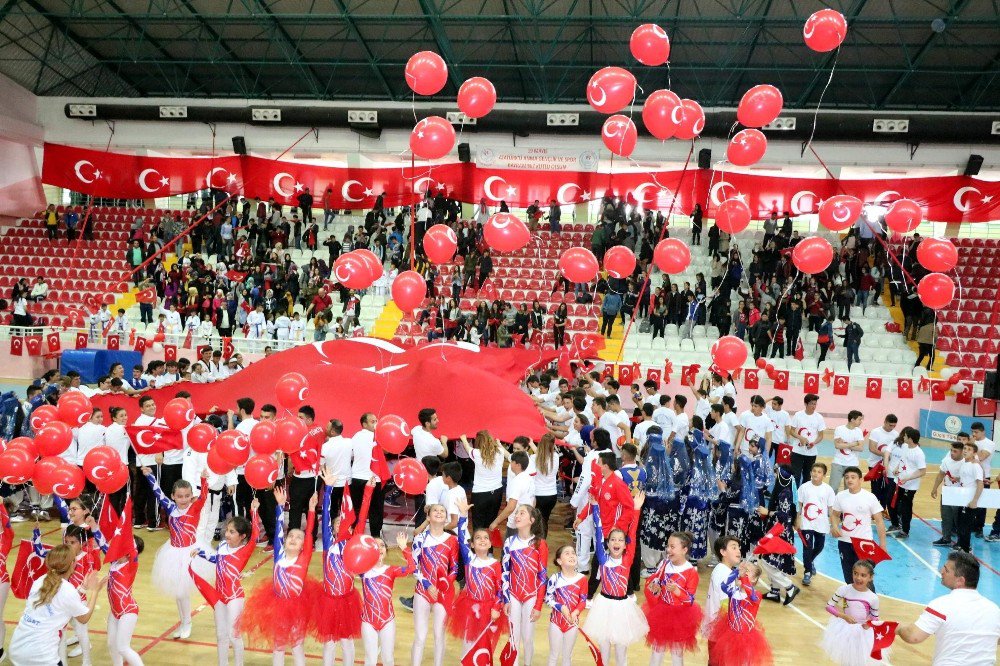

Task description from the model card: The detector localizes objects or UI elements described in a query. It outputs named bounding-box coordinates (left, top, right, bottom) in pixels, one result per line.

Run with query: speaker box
left=965, top=154, right=984, bottom=176
left=986, top=370, right=999, bottom=400
left=458, top=143, right=471, bottom=163
left=232, top=136, right=247, bottom=155
left=698, top=148, right=712, bottom=170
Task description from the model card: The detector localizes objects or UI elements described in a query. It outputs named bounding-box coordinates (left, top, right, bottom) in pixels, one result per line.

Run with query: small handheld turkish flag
left=9, top=336, right=23, bottom=357
left=851, top=537, right=891, bottom=565
left=897, top=378, right=913, bottom=399
left=870, top=620, right=898, bottom=660
left=460, top=620, right=500, bottom=666
left=681, top=364, right=699, bottom=386
left=753, top=523, right=797, bottom=556
left=10, top=539, right=49, bottom=599
left=46, top=331, right=61, bottom=354
left=182, top=329, right=194, bottom=349
left=803, top=372, right=819, bottom=394
left=794, top=338, right=804, bottom=361
left=222, top=337, right=234, bottom=359
left=75, top=331, right=88, bottom=349
left=103, top=497, right=136, bottom=563
left=134, top=287, right=157, bottom=304
left=955, top=382, right=973, bottom=405
left=107, top=335, right=120, bottom=351
left=499, top=634, right=518, bottom=666
left=773, top=370, right=789, bottom=391
left=866, top=377, right=883, bottom=399
left=126, top=425, right=183, bottom=454
left=975, top=398, right=997, bottom=416
left=744, top=369, right=759, bottom=389
left=833, top=375, right=850, bottom=396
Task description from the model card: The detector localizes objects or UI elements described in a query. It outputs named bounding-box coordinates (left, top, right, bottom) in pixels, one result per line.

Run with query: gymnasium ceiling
left=0, top=0, right=998, bottom=111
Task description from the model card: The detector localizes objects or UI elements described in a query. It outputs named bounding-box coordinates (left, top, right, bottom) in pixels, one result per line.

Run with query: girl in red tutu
left=448, top=498, right=503, bottom=655
left=644, top=531, right=703, bottom=665
left=313, top=469, right=375, bottom=666
left=707, top=561, right=773, bottom=666
left=544, top=545, right=588, bottom=666
left=237, top=487, right=319, bottom=666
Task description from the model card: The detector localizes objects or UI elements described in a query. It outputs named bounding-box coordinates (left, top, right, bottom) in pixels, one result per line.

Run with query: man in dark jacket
left=838, top=315, right=864, bottom=370
left=296, top=187, right=314, bottom=224
left=784, top=300, right=803, bottom=356
left=478, top=250, right=493, bottom=287
left=751, top=311, right=772, bottom=359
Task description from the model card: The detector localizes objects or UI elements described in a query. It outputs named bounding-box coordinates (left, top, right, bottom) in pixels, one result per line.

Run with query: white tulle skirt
left=821, top=617, right=881, bottom=666
left=581, top=594, right=649, bottom=646
left=152, top=542, right=214, bottom=599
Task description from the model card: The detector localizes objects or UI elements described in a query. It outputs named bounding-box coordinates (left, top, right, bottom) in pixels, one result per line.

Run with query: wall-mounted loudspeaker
left=458, top=143, right=471, bottom=163
left=965, top=154, right=984, bottom=176
left=698, top=148, right=712, bottom=170
left=232, top=136, right=247, bottom=155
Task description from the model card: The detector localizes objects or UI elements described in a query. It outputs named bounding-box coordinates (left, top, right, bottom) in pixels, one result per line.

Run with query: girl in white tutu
left=581, top=490, right=648, bottom=665
left=141, top=466, right=212, bottom=639
left=821, top=559, right=886, bottom=665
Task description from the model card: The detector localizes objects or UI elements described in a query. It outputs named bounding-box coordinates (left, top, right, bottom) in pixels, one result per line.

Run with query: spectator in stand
left=837, top=315, right=864, bottom=371
left=690, top=203, right=703, bottom=245
left=914, top=310, right=937, bottom=370
left=297, top=187, right=313, bottom=224
left=28, top=276, right=48, bottom=303
left=43, top=203, right=59, bottom=240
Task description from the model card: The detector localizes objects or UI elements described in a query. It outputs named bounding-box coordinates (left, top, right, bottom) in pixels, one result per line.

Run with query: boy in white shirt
left=289, top=312, right=306, bottom=341
left=766, top=396, right=791, bottom=462
left=652, top=394, right=674, bottom=437
left=831, top=467, right=887, bottom=587
left=735, top=395, right=774, bottom=456
left=889, top=426, right=926, bottom=539
left=956, top=441, right=985, bottom=553
left=930, top=438, right=967, bottom=546
left=797, top=462, right=836, bottom=586
left=668, top=394, right=690, bottom=445
left=493, top=451, right=535, bottom=538
left=789, top=393, right=826, bottom=487
left=704, top=535, right=743, bottom=636
left=865, top=414, right=899, bottom=511
left=830, top=410, right=865, bottom=491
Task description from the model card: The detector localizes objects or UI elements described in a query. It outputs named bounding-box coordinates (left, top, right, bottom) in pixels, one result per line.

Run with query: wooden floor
left=1, top=459, right=975, bottom=665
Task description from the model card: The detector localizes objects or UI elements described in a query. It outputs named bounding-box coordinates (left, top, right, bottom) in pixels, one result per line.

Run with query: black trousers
left=133, top=464, right=160, bottom=527
left=470, top=487, right=504, bottom=531
left=350, top=478, right=385, bottom=539
left=535, top=494, right=557, bottom=537
left=236, top=474, right=277, bottom=540
left=325, top=484, right=345, bottom=533
left=288, top=475, right=320, bottom=536
left=600, top=313, right=615, bottom=336
left=896, top=488, right=916, bottom=533
left=789, top=452, right=815, bottom=489
left=801, top=530, right=825, bottom=574
left=956, top=506, right=974, bottom=552
left=160, top=463, right=182, bottom=500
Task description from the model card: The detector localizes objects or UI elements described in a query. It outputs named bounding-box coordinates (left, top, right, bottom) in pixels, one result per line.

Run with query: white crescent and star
left=632, top=182, right=663, bottom=204
left=273, top=172, right=300, bottom=199
left=588, top=82, right=608, bottom=109
left=841, top=512, right=861, bottom=532
left=858, top=540, right=877, bottom=556
left=832, top=202, right=853, bottom=224
left=802, top=502, right=821, bottom=521
left=90, top=465, right=112, bottom=481
left=868, top=379, right=880, bottom=391
left=135, top=430, right=159, bottom=450
left=953, top=186, right=981, bottom=212
left=483, top=176, right=508, bottom=201
left=342, top=180, right=365, bottom=202
left=489, top=213, right=513, bottom=230
left=333, top=263, right=353, bottom=283
left=138, top=168, right=168, bottom=193
left=205, top=166, right=230, bottom=189
left=873, top=190, right=900, bottom=206
left=74, top=160, right=100, bottom=184
left=413, top=176, right=435, bottom=194
left=790, top=190, right=817, bottom=215
left=710, top=181, right=736, bottom=206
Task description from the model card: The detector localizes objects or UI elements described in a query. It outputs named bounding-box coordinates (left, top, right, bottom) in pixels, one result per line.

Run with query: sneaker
left=885, top=527, right=901, bottom=535
left=384, top=496, right=402, bottom=508
left=895, top=532, right=908, bottom=539
left=974, top=531, right=984, bottom=539
left=9, top=514, right=28, bottom=523
left=147, top=525, right=164, bottom=532
left=68, top=646, right=82, bottom=658
left=133, top=524, right=146, bottom=530
left=802, top=572, right=812, bottom=586
left=951, top=543, right=964, bottom=551
left=783, top=585, right=801, bottom=606
left=932, top=538, right=952, bottom=547
left=641, top=567, right=657, bottom=578
left=763, top=590, right=781, bottom=603
left=399, top=596, right=414, bottom=612
left=985, top=534, right=1000, bottom=543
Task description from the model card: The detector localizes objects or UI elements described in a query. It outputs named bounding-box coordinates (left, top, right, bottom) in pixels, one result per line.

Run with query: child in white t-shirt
left=889, top=427, right=926, bottom=539
left=830, top=410, right=865, bottom=491
left=797, top=462, right=837, bottom=586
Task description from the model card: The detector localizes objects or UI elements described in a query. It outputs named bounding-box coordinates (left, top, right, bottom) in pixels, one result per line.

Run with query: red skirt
left=643, top=601, right=704, bottom=651
left=311, top=588, right=363, bottom=642
left=237, top=579, right=322, bottom=650
left=706, top=615, right=773, bottom=666
left=446, top=589, right=506, bottom=642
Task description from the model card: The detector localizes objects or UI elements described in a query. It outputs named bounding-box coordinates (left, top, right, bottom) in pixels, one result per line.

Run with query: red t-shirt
left=311, top=294, right=332, bottom=313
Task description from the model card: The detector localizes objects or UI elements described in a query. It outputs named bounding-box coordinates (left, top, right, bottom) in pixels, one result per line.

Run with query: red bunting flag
left=663, top=361, right=673, bottom=384
left=918, top=376, right=930, bottom=393
left=46, top=331, right=61, bottom=353
left=164, top=344, right=177, bottom=362
left=793, top=338, right=804, bottom=361
left=897, top=378, right=914, bottom=399
left=753, top=523, right=797, bottom=556
left=865, top=377, right=883, bottom=399
left=870, top=620, right=898, bottom=660
left=681, top=364, right=699, bottom=386
left=134, top=287, right=157, bottom=304
left=975, top=398, right=996, bottom=416
left=75, top=331, right=88, bottom=349
left=773, top=370, right=789, bottom=391
left=954, top=382, right=973, bottom=405
left=9, top=336, right=23, bottom=357
left=132, top=337, right=145, bottom=353
left=822, top=368, right=835, bottom=386
left=851, top=537, right=891, bottom=565
left=222, top=337, right=234, bottom=359
left=803, top=373, right=819, bottom=394
left=833, top=375, right=850, bottom=395
left=107, top=335, right=120, bottom=350
left=744, top=369, right=759, bottom=390
left=370, top=441, right=390, bottom=486
left=182, top=328, right=193, bottom=349
left=25, top=335, right=42, bottom=356
left=646, top=367, right=662, bottom=387
left=600, top=364, right=615, bottom=381
left=930, top=380, right=946, bottom=402
left=125, top=425, right=183, bottom=454
left=618, top=363, right=638, bottom=386
left=10, top=539, right=49, bottom=599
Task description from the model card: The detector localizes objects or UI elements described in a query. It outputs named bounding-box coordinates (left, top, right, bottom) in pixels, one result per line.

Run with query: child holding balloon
left=360, top=532, right=415, bottom=666
left=448, top=498, right=504, bottom=655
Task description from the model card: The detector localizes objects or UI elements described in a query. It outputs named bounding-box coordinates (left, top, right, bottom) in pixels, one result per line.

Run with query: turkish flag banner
left=866, top=377, right=883, bottom=399
left=125, top=425, right=183, bottom=454
left=773, top=370, right=789, bottom=391
left=9, top=336, right=23, bottom=356
left=646, top=367, right=662, bottom=387
left=460, top=620, right=501, bottom=666
left=46, top=331, right=61, bottom=354
left=601, top=364, right=615, bottom=381
left=134, top=287, right=157, bottom=304
left=107, top=335, right=120, bottom=351
left=975, top=398, right=997, bottom=416
left=103, top=497, right=137, bottom=563
left=833, top=375, right=850, bottom=396
left=617, top=363, right=636, bottom=386
left=132, top=337, right=146, bottom=353
left=744, top=369, right=759, bottom=389
left=931, top=380, right=946, bottom=402
left=918, top=376, right=930, bottom=393
left=75, top=331, right=88, bottom=349
left=25, top=335, right=42, bottom=356
left=954, top=382, right=973, bottom=405
left=164, top=344, right=177, bottom=362
left=222, top=337, right=234, bottom=360
left=753, top=523, right=796, bottom=556
left=680, top=364, right=699, bottom=386
left=851, top=537, right=891, bottom=565
left=897, top=378, right=914, bottom=399
left=499, top=636, right=518, bottom=666
left=577, top=627, right=606, bottom=666
left=803, top=372, right=819, bottom=394
left=10, top=539, right=49, bottom=599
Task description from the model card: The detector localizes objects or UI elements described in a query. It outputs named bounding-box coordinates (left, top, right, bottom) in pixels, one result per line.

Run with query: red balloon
left=95, top=463, right=129, bottom=494
left=712, top=336, right=749, bottom=373
left=791, top=236, right=834, bottom=274
left=804, top=9, right=847, bottom=53
left=405, top=51, right=448, bottom=96
left=163, top=398, right=196, bottom=431
left=29, top=404, right=58, bottom=432
left=457, top=77, right=496, bottom=119
left=715, top=199, right=752, bottom=234
left=6, top=436, right=38, bottom=459
left=653, top=238, right=692, bottom=274
left=353, top=249, right=384, bottom=281
left=244, top=454, right=279, bottom=490
left=736, top=85, right=783, bottom=128
left=885, top=199, right=922, bottom=234
left=207, top=445, right=235, bottom=475
left=83, top=446, right=122, bottom=485
left=215, top=430, right=252, bottom=467
left=601, top=115, right=638, bottom=157
left=392, top=271, right=428, bottom=312
left=275, top=417, right=308, bottom=454
left=35, top=421, right=73, bottom=457
left=0, top=448, right=35, bottom=485
left=818, top=195, right=863, bottom=232
left=410, top=116, right=456, bottom=160
left=32, top=456, right=63, bottom=495
left=51, top=462, right=86, bottom=499
left=343, top=534, right=381, bottom=575
left=392, top=457, right=429, bottom=495
left=726, top=129, right=767, bottom=166
left=249, top=420, right=279, bottom=456
left=188, top=423, right=217, bottom=454
left=642, top=89, right=683, bottom=140
left=275, top=371, right=310, bottom=410
left=483, top=213, right=530, bottom=253
left=673, top=99, right=705, bottom=140
left=586, top=67, right=637, bottom=114
left=630, top=23, right=670, bottom=66
left=376, top=415, right=411, bottom=455
left=332, top=252, right=375, bottom=291
left=917, top=273, right=955, bottom=310
left=558, top=247, right=600, bottom=284
left=755, top=357, right=767, bottom=369
left=57, top=392, right=92, bottom=427
left=916, top=237, right=958, bottom=273
left=603, top=246, right=636, bottom=279
left=423, top=224, right=458, bottom=264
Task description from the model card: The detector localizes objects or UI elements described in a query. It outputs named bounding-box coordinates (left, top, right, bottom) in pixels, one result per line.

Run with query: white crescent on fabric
left=790, top=190, right=816, bottom=215
left=557, top=183, right=580, bottom=205
left=362, top=363, right=409, bottom=375
left=138, top=168, right=163, bottom=193
left=868, top=379, right=879, bottom=391
left=425, top=340, right=481, bottom=353
left=633, top=182, right=660, bottom=203
left=74, top=160, right=96, bottom=184
left=91, top=465, right=113, bottom=481
left=858, top=540, right=876, bottom=556
left=205, top=167, right=228, bottom=188
left=342, top=337, right=408, bottom=354
left=589, top=83, right=608, bottom=109
left=953, top=186, right=980, bottom=212
left=413, top=176, right=435, bottom=194
left=471, top=648, right=491, bottom=666
left=837, top=377, right=847, bottom=388
left=342, top=180, right=364, bottom=202
left=710, top=181, right=736, bottom=206
left=136, top=430, right=157, bottom=449
left=483, top=176, right=507, bottom=201
left=273, top=172, right=295, bottom=198
left=873, top=190, right=900, bottom=205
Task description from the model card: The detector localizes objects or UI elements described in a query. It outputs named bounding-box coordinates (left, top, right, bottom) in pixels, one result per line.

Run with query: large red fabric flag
left=10, top=539, right=49, bottom=599
left=125, top=425, right=184, bottom=454
left=930, top=380, right=946, bottom=402
left=134, top=287, right=157, bottom=304
left=164, top=344, right=178, bottom=362
left=75, top=331, right=88, bottom=349
left=25, top=335, right=42, bottom=356
left=46, top=331, right=61, bottom=354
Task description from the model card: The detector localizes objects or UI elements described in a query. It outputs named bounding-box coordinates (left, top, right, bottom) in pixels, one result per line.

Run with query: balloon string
left=801, top=46, right=840, bottom=158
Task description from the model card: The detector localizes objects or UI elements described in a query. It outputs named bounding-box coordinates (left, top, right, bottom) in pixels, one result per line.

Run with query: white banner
left=942, top=487, right=1000, bottom=509
left=475, top=146, right=599, bottom=172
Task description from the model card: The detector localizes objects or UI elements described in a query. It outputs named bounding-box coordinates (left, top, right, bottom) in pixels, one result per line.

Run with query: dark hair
left=518, top=505, right=545, bottom=545
left=642, top=403, right=654, bottom=417
left=512, top=435, right=532, bottom=449
left=900, top=426, right=920, bottom=445
left=843, top=466, right=863, bottom=479
left=606, top=395, right=620, bottom=406
left=553, top=544, right=575, bottom=566
left=711, top=404, right=723, bottom=415
left=510, top=451, right=530, bottom=471
left=592, top=428, right=612, bottom=451
left=643, top=380, right=657, bottom=390
left=947, top=551, right=980, bottom=588
left=360, top=412, right=374, bottom=426
left=64, top=524, right=88, bottom=544
left=620, top=443, right=638, bottom=461
left=298, top=405, right=316, bottom=421
left=674, top=394, right=687, bottom=409
left=328, top=419, right=343, bottom=436
left=226, top=515, right=253, bottom=540
left=659, top=394, right=671, bottom=407
left=771, top=396, right=783, bottom=405
left=885, top=414, right=898, bottom=424
left=722, top=395, right=736, bottom=410
left=971, top=421, right=985, bottom=432
left=572, top=397, right=587, bottom=412
left=713, top=535, right=740, bottom=559
left=598, top=451, right=618, bottom=470
left=236, top=397, right=255, bottom=414
left=670, top=531, right=693, bottom=551
left=260, top=404, right=277, bottom=416
left=422, top=456, right=442, bottom=476
left=750, top=395, right=766, bottom=407
left=811, top=462, right=828, bottom=474
left=138, top=395, right=155, bottom=408
left=132, top=535, right=145, bottom=555
left=418, top=408, right=437, bottom=427
left=593, top=396, right=607, bottom=410
left=803, top=393, right=819, bottom=404
left=853, top=559, right=876, bottom=576
left=441, top=461, right=463, bottom=483
left=847, top=410, right=863, bottom=421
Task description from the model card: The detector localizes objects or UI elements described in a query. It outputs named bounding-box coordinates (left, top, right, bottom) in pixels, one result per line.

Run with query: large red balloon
left=51, top=462, right=86, bottom=499
left=642, top=89, right=682, bottom=140
left=392, top=271, right=428, bottom=312
left=343, top=534, right=381, bottom=575
left=457, top=77, right=496, bottom=118
left=332, top=252, right=375, bottom=290
left=818, top=195, right=863, bottom=232
left=82, top=446, right=122, bottom=485
left=57, top=392, right=92, bottom=427
left=95, top=463, right=129, bottom=494
left=653, top=238, right=692, bottom=274
left=163, top=398, right=196, bottom=431
left=791, top=236, right=834, bottom=274
left=726, top=129, right=767, bottom=166
left=0, top=448, right=35, bottom=485
left=249, top=420, right=279, bottom=456
left=601, top=115, right=638, bottom=157
left=275, top=417, right=308, bottom=454
left=6, top=436, right=38, bottom=459
left=586, top=67, right=637, bottom=114
left=207, top=446, right=235, bottom=475
left=422, top=224, right=458, bottom=264
left=410, top=116, right=456, bottom=160
left=215, top=430, right=252, bottom=467
left=32, top=456, right=63, bottom=495
left=917, top=273, right=955, bottom=310
left=715, top=199, right=752, bottom=234
left=353, top=249, right=384, bottom=281
left=393, top=457, right=429, bottom=495
left=712, top=336, right=748, bottom=373
left=244, top=454, right=279, bottom=490
left=673, top=99, right=705, bottom=140
left=630, top=23, right=670, bottom=66
left=558, top=247, right=600, bottom=284
left=916, top=237, right=958, bottom=273
left=187, top=423, right=217, bottom=454
left=405, top=51, right=448, bottom=96
left=29, top=404, right=58, bottom=432
left=35, top=421, right=73, bottom=457
left=804, top=9, right=848, bottom=52
left=483, top=213, right=530, bottom=253
left=603, top=246, right=636, bottom=279
left=885, top=199, right=922, bottom=234
left=736, top=85, right=783, bottom=128
left=275, top=371, right=310, bottom=410
left=376, top=415, right=411, bottom=455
